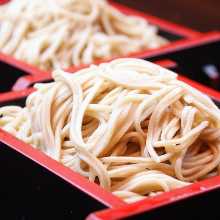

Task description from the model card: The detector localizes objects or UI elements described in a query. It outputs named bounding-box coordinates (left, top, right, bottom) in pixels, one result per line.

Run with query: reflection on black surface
left=149, top=41, right=220, bottom=91
left=0, top=61, right=27, bottom=93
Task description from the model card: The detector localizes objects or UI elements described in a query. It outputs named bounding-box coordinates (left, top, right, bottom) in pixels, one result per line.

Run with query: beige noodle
left=1, top=58, right=220, bottom=202
left=0, top=0, right=168, bottom=70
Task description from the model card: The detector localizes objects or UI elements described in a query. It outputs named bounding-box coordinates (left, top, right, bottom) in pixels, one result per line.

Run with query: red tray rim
left=0, top=59, right=178, bottom=208
left=12, top=59, right=177, bottom=91
left=0, top=59, right=176, bottom=104
left=12, top=31, right=220, bottom=99
left=87, top=174, right=220, bottom=220
left=0, top=0, right=200, bottom=82
left=0, top=128, right=125, bottom=208
left=1, top=64, right=220, bottom=211
left=108, top=0, right=200, bottom=38
left=0, top=0, right=219, bottom=216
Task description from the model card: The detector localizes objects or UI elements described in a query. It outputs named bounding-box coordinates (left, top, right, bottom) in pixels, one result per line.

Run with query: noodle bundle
left=0, top=0, right=168, bottom=70
left=1, top=58, right=220, bottom=203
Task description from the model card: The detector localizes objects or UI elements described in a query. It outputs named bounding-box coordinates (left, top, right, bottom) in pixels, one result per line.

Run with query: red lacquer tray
left=12, top=32, right=220, bottom=95
left=1, top=69, right=220, bottom=219
left=87, top=174, right=220, bottom=220
left=0, top=0, right=200, bottom=95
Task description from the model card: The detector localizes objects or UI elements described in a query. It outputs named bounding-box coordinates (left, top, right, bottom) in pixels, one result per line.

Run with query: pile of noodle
left=1, top=58, right=220, bottom=203
left=0, top=0, right=168, bottom=70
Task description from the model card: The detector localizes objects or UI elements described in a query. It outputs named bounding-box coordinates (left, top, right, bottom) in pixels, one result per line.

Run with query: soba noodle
left=1, top=58, right=220, bottom=202
left=0, top=0, right=168, bottom=70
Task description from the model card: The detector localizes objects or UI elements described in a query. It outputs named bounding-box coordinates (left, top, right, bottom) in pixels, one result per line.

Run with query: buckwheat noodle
left=1, top=58, right=220, bottom=203
left=0, top=0, right=168, bottom=70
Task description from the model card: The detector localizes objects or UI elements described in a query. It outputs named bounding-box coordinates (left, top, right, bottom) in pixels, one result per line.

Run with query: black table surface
left=112, top=1, right=220, bottom=220
left=1, top=1, right=220, bottom=220
left=115, top=0, right=220, bottom=32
